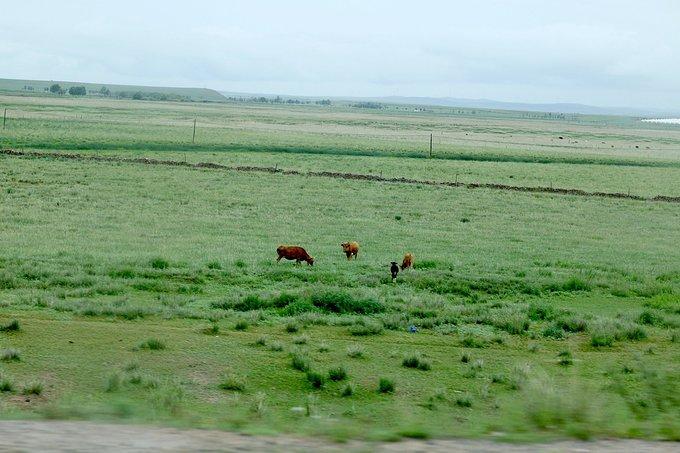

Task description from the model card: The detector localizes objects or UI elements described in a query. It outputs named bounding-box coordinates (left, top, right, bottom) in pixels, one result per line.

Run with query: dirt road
left=0, top=421, right=676, bottom=452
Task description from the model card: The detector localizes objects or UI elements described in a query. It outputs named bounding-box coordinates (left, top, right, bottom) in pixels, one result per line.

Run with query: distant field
left=2, top=94, right=680, bottom=196
left=0, top=93, right=679, bottom=441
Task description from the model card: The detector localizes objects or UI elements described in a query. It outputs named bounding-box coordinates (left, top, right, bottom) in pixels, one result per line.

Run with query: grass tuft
left=557, top=351, right=573, bottom=366
left=268, top=341, right=284, bottom=352
left=1, top=348, right=21, bottom=362
left=105, top=373, right=122, bottom=392
left=378, top=377, right=395, bottom=394
left=219, top=374, right=245, bottom=392
left=638, top=310, right=669, bottom=327
left=136, top=338, right=166, bottom=351
left=348, top=320, right=384, bottom=336
left=346, top=344, right=365, bottom=358
left=291, top=353, right=311, bottom=372
left=402, top=353, right=432, bottom=371
left=341, top=382, right=355, bottom=397
left=202, top=323, right=220, bottom=335
left=234, top=320, right=249, bottom=331
left=150, top=257, right=170, bottom=270
left=460, top=335, right=488, bottom=348
left=0, top=375, right=14, bottom=392
left=455, top=394, right=473, bottom=407
left=328, top=366, right=348, bottom=381
left=311, top=291, right=384, bottom=315
left=0, top=319, right=20, bottom=332
left=285, top=322, right=300, bottom=333
left=306, top=370, right=325, bottom=389
left=22, top=381, right=43, bottom=396
left=292, top=335, right=309, bottom=345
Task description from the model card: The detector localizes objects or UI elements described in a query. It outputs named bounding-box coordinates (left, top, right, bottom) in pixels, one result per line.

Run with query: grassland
left=1, top=93, right=679, bottom=442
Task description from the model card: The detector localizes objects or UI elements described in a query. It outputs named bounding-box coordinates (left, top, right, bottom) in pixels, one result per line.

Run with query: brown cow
left=276, top=245, right=314, bottom=265
left=341, top=241, right=359, bottom=260
left=401, top=252, right=414, bottom=270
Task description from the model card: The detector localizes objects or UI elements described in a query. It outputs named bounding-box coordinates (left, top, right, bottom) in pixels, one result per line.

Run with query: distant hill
left=0, top=78, right=226, bottom=102
left=373, top=96, right=680, bottom=117
left=220, top=90, right=679, bottom=117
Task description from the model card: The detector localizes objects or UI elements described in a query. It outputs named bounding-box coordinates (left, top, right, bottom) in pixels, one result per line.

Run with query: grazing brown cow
left=401, top=252, right=414, bottom=270
left=341, top=241, right=359, bottom=260
left=276, top=245, right=314, bottom=265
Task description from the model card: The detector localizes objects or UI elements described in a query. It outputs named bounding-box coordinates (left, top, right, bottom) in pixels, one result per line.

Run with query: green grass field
left=1, top=93, right=679, bottom=442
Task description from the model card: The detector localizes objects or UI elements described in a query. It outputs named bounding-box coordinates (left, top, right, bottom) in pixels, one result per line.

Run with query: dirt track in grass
left=3, top=148, right=680, bottom=203
left=0, top=421, right=677, bottom=452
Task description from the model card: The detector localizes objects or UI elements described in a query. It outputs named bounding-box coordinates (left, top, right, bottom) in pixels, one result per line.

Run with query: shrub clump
left=561, top=276, right=591, bottom=292
left=233, top=295, right=268, bottom=311
left=292, top=335, right=309, bottom=345
left=348, top=320, right=384, bottom=336
left=624, top=325, right=647, bottom=341
left=341, top=382, right=355, bottom=397
left=291, top=353, right=311, bottom=372
left=542, top=324, right=565, bottom=339
left=311, top=291, right=384, bottom=315
left=402, top=354, right=432, bottom=371
left=556, top=316, right=588, bottom=333
left=328, top=366, right=348, bottom=381
left=202, top=323, right=220, bottom=335
left=22, top=381, right=43, bottom=396
left=527, top=303, right=556, bottom=321
left=206, top=260, right=222, bottom=270
left=637, top=310, right=668, bottom=327
left=491, top=373, right=506, bottom=384
left=0, top=375, right=14, bottom=392
left=378, top=377, right=395, bottom=393
left=0, top=319, right=20, bottom=332
left=136, top=338, right=166, bottom=351
left=105, top=373, right=122, bottom=392
left=285, top=322, right=300, bottom=333
left=306, top=370, right=325, bottom=389
left=455, top=394, right=473, bottom=407
left=492, top=314, right=530, bottom=335
left=268, top=341, right=284, bottom=352
left=557, top=351, right=573, bottom=366
left=150, top=258, right=170, bottom=270
left=347, top=344, right=365, bottom=358
left=219, top=375, right=245, bottom=392
left=1, top=348, right=21, bottom=362
left=460, top=335, right=488, bottom=348
left=590, top=331, right=614, bottom=347
left=234, top=320, right=249, bottom=331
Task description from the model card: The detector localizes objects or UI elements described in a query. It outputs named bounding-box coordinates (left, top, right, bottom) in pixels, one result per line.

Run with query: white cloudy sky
left=1, top=0, right=678, bottom=108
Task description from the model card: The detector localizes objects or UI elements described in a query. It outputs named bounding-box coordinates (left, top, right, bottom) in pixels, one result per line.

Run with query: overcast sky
left=1, top=1, right=678, bottom=108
